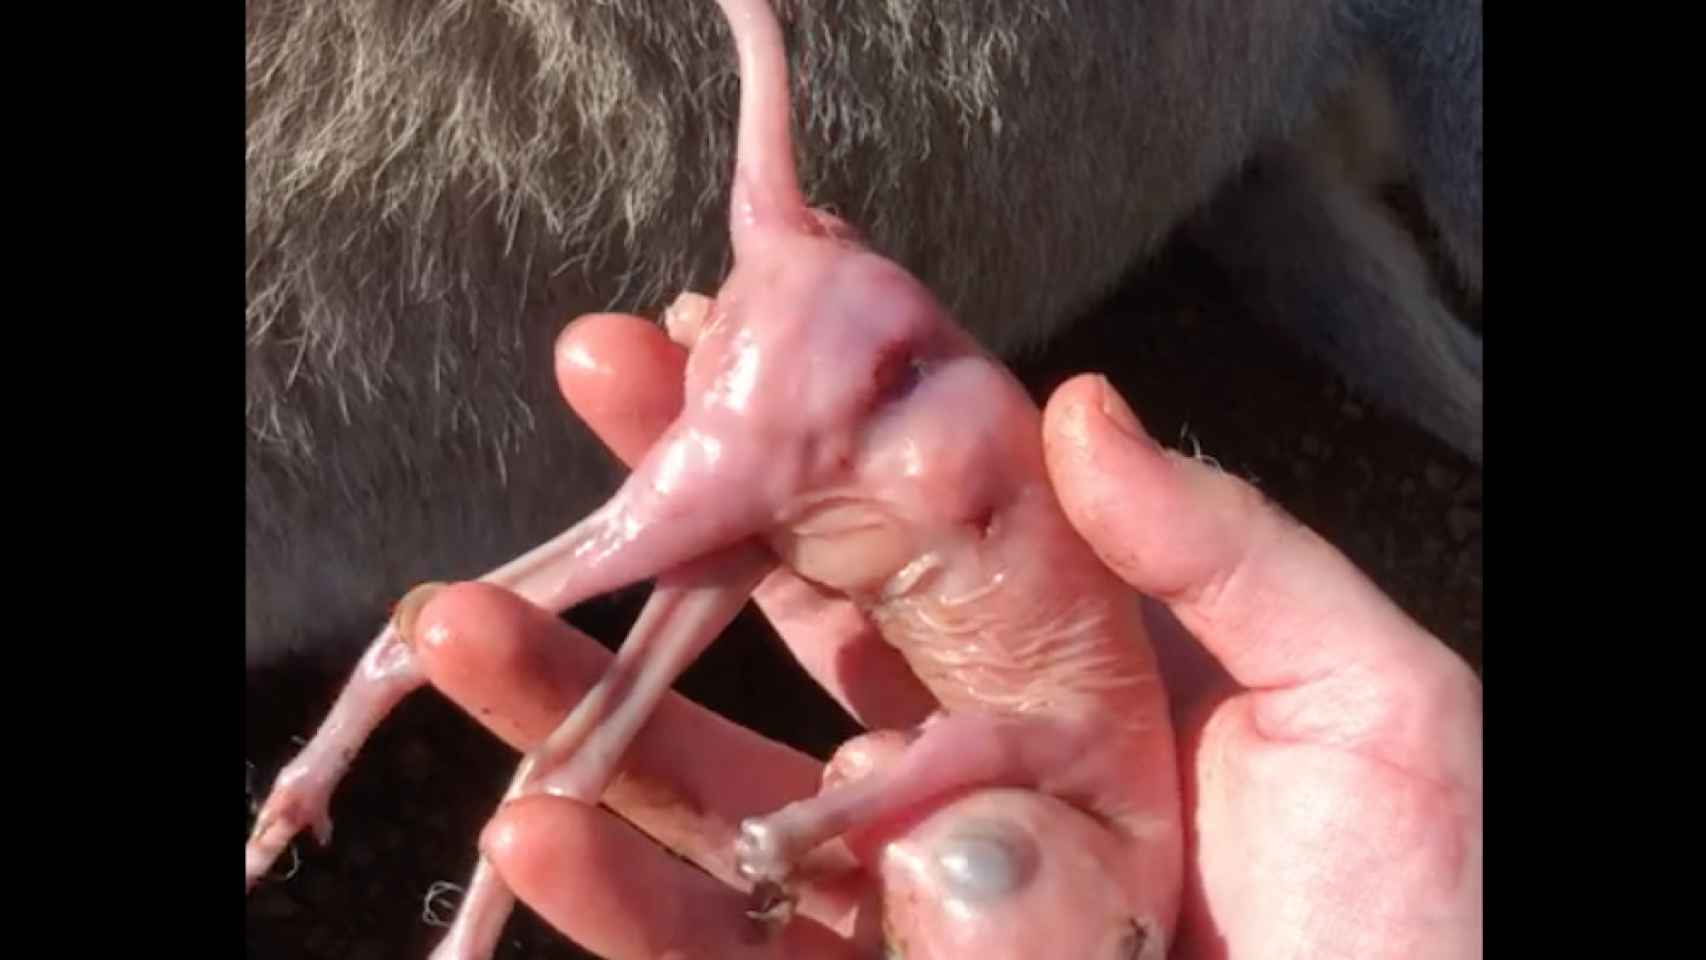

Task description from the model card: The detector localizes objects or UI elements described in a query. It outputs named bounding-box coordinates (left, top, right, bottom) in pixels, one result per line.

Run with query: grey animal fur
left=246, top=0, right=1482, bottom=666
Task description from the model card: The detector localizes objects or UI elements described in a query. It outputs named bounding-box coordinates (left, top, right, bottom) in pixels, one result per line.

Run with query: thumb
left=1040, top=374, right=1460, bottom=696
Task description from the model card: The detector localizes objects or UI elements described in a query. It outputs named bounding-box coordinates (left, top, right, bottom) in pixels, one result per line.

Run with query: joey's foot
left=246, top=588, right=437, bottom=892
left=735, top=814, right=802, bottom=889
left=246, top=756, right=342, bottom=890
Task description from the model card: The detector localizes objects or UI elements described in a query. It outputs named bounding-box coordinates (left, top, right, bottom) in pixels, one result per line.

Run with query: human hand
left=408, top=310, right=1479, bottom=959
left=408, top=306, right=1195, bottom=958
left=1039, top=375, right=1483, bottom=959
left=402, top=309, right=1060, bottom=959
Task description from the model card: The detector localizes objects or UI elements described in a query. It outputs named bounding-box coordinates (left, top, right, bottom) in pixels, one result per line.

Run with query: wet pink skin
left=249, top=1, right=1182, bottom=956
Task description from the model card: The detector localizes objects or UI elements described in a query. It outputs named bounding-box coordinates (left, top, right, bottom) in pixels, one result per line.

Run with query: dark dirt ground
left=245, top=221, right=1483, bottom=959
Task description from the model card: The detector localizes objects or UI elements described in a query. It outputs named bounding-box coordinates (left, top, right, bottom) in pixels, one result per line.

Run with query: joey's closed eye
left=870, top=340, right=927, bottom=407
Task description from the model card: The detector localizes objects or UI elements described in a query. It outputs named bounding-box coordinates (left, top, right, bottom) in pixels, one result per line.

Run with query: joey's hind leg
left=735, top=712, right=1098, bottom=890
left=430, top=549, right=770, bottom=959
left=246, top=585, right=441, bottom=890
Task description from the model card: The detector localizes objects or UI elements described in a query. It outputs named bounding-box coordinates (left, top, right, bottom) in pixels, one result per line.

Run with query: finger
left=750, top=569, right=937, bottom=729
left=1138, top=595, right=1235, bottom=719
left=553, top=311, right=688, bottom=464
left=484, top=796, right=867, bottom=960
left=554, top=313, right=936, bottom=730
left=1041, top=375, right=1479, bottom=749
left=409, top=581, right=824, bottom=887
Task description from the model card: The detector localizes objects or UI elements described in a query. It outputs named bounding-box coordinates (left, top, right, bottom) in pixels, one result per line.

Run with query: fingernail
left=391, top=581, right=448, bottom=647
left=663, top=291, right=713, bottom=346
left=1097, top=376, right=1156, bottom=449
left=478, top=813, right=520, bottom=865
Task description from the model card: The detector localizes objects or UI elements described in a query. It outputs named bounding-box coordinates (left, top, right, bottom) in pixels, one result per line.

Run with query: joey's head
left=545, top=0, right=1045, bottom=603
left=614, top=0, right=1045, bottom=596
left=688, top=0, right=1005, bottom=486
left=666, top=226, right=1043, bottom=596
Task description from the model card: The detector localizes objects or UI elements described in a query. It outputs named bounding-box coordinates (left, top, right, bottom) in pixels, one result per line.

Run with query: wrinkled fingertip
left=1040, top=373, right=1103, bottom=448
left=1042, top=375, right=1165, bottom=475
left=1092, top=375, right=1159, bottom=450
left=1041, top=376, right=1175, bottom=558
